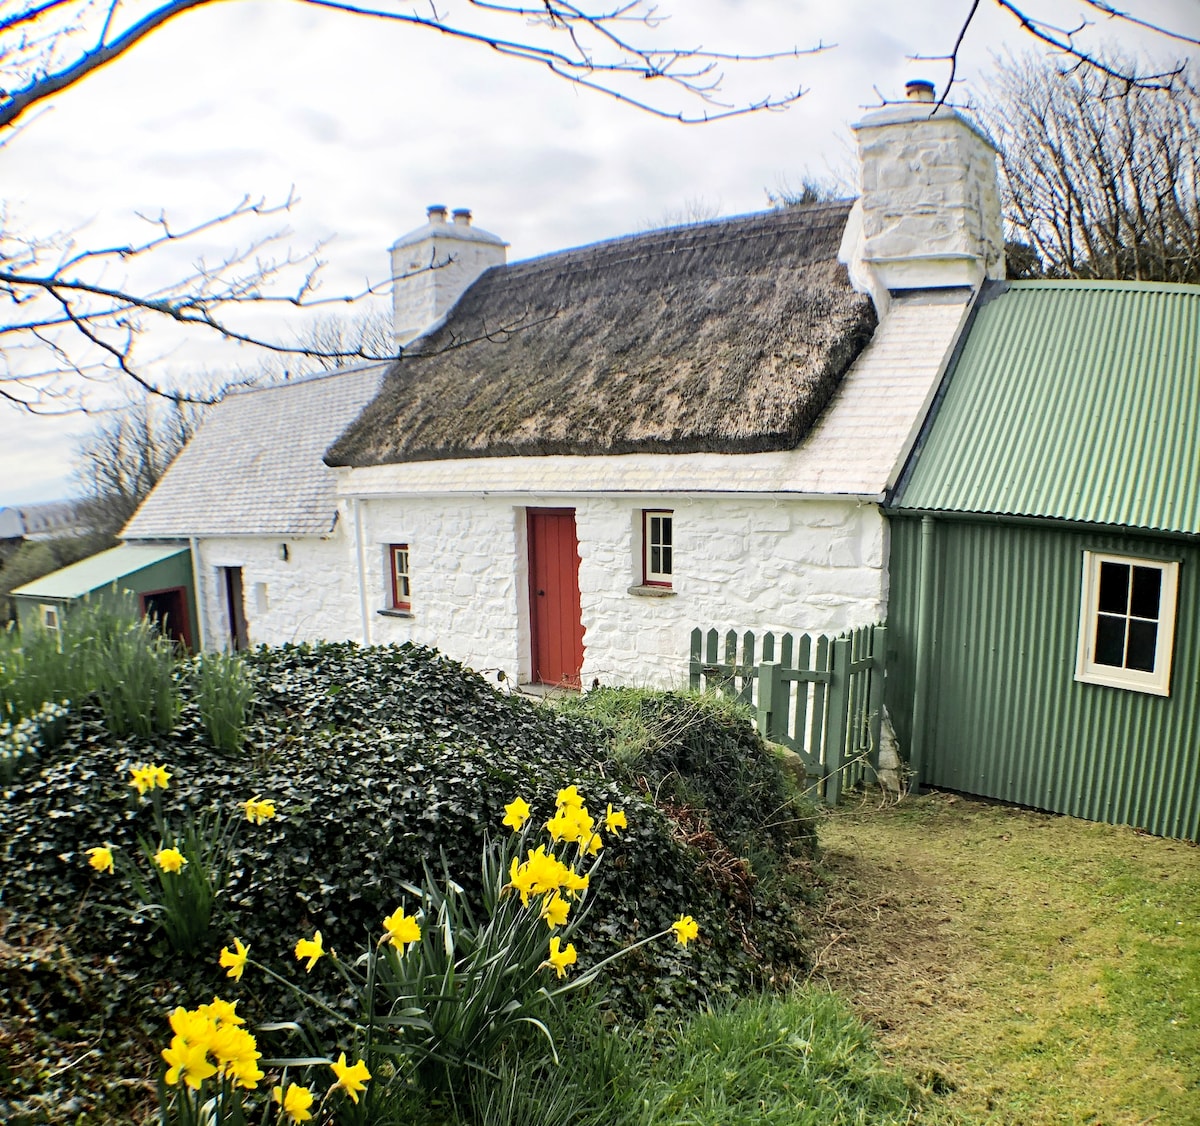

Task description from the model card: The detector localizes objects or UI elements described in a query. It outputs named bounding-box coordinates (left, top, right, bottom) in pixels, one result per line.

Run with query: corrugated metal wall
left=886, top=515, right=1200, bottom=840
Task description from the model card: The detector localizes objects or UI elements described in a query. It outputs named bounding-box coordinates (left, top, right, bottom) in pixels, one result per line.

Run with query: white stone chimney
left=840, top=79, right=1004, bottom=311
left=391, top=205, right=508, bottom=348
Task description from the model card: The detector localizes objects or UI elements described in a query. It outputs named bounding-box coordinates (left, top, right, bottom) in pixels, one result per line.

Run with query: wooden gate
left=527, top=509, right=585, bottom=687
left=688, top=624, right=886, bottom=805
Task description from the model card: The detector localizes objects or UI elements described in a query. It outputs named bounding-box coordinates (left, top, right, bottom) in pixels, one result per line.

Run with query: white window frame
left=1075, top=551, right=1179, bottom=697
left=643, top=510, right=674, bottom=587
left=388, top=543, right=412, bottom=611
left=40, top=604, right=60, bottom=631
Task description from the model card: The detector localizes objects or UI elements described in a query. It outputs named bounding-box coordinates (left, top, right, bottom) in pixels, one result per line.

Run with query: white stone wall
left=354, top=493, right=886, bottom=689
left=195, top=526, right=361, bottom=651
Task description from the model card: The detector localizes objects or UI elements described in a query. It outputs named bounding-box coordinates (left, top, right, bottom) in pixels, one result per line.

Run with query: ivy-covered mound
left=1, top=642, right=814, bottom=1123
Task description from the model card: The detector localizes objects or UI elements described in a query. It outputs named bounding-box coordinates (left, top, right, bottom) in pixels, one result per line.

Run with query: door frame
left=526, top=507, right=585, bottom=688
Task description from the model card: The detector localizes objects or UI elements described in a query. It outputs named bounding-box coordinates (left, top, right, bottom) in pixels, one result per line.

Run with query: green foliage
left=1, top=641, right=816, bottom=1123
left=65, top=596, right=180, bottom=737
left=191, top=651, right=256, bottom=753
left=626, top=988, right=920, bottom=1125
left=0, top=594, right=179, bottom=737
left=126, top=801, right=242, bottom=956
left=560, top=686, right=818, bottom=885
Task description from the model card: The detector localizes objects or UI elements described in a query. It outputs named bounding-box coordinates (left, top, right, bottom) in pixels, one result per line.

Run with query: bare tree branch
left=913, top=0, right=1194, bottom=97
left=972, top=51, right=1200, bottom=283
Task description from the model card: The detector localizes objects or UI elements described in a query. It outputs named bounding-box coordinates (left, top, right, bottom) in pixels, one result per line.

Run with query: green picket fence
left=687, top=624, right=886, bottom=806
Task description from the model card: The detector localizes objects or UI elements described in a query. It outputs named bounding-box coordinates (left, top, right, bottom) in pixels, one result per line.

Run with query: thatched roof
left=327, top=202, right=875, bottom=467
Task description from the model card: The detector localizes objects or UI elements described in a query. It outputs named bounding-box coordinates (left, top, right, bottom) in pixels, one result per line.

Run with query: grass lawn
left=806, top=792, right=1200, bottom=1125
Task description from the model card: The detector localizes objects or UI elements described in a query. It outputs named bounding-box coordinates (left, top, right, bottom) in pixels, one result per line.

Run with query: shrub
left=2, top=642, right=816, bottom=1122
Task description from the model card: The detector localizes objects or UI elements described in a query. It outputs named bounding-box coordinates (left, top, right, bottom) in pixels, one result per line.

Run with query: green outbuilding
left=12, top=542, right=197, bottom=648
left=887, top=280, right=1200, bottom=841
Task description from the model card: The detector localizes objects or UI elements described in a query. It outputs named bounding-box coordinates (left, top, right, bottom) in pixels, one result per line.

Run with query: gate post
left=825, top=636, right=851, bottom=807
left=757, top=660, right=785, bottom=743
left=867, top=625, right=887, bottom=778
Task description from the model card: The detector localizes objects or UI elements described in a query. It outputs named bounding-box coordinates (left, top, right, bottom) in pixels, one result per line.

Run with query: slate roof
left=896, top=280, right=1200, bottom=535
left=122, top=365, right=387, bottom=539
left=327, top=202, right=877, bottom=467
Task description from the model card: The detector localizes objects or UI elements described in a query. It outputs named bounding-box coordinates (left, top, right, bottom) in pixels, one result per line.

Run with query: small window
left=643, top=511, right=673, bottom=587
left=389, top=544, right=412, bottom=611
left=40, top=604, right=59, bottom=631
left=1075, top=551, right=1179, bottom=696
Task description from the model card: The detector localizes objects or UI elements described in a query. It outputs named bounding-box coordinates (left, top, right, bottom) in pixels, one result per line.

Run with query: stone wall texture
left=360, top=494, right=886, bottom=689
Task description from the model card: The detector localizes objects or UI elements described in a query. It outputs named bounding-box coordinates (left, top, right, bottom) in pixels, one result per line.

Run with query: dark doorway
left=140, top=586, right=192, bottom=650
left=221, top=566, right=249, bottom=651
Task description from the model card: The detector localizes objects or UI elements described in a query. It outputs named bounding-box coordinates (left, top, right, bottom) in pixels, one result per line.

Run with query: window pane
left=1097, top=561, right=1129, bottom=614
left=1130, top=566, right=1162, bottom=620
left=661, top=546, right=672, bottom=575
left=1094, top=615, right=1126, bottom=667
left=661, top=518, right=672, bottom=547
left=650, top=546, right=661, bottom=573
left=1126, top=620, right=1158, bottom=672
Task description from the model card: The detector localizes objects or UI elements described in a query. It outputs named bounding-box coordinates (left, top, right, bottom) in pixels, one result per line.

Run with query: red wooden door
left=527, top=508, right=585, bottom=687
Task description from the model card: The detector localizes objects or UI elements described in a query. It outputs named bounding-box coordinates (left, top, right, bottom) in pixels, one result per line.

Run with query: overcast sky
left=2, top=0, right=1196, bottom=508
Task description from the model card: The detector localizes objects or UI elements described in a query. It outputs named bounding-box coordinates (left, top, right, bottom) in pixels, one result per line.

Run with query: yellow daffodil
left=509, top=855, right=539, bottom=906
left=541, top=892, right=570, bottom=929
left=546, top=935, right=578, bottom=979
left=555, top=785, right=584, bottom=810
left=330, top=1052, right=371, bottom=1103
left=671, top=914, right=700, bottom=948
left=155, top=847, right=187, bottom=874
left=197, top=997, right=245, bottom=1027
left=586, top=832, right=603, bottom=856
left=219, top=938, right=249, bottom=982
left=163, top=1038, right=217, bottom=1089
left=605, top=803, right=627, bottom=836
left=562, top=866, right=589, bottom=898
left=382, top=906, right=421, bottom=951
left=243, top=795, right=276, bottom=824
left=129, top=765, right=154, bottom=796
left=85, top=846, right=114, bottom=874
left=130, top=762, right=171, bottom=796
left=294, top=930, right=325, bottom=972
left=273, top=1083, right=315, bottom=1123
left=502, top=795, right=531, bottom=832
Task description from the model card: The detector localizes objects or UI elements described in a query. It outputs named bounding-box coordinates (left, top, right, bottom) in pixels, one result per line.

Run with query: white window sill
left=377, top=608, right=415, bottom=619
left=627, top=584, right=675, bottom=598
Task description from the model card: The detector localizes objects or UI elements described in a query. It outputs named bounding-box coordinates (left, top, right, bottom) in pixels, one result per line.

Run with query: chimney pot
left=427, top=204, right=448, bottom=224
left=905, top=79, right=937, bottom=103
left=452, top=208, right=472, bottom=226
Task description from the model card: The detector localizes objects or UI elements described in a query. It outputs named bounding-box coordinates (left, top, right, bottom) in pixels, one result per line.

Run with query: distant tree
left=973, top=52, right=1200, bottom=283
left=74, top=395, right=207, bottom=539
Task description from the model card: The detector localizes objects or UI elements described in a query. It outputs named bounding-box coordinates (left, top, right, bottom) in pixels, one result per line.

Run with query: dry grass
left=802, top=791, right=1200, bottom=1125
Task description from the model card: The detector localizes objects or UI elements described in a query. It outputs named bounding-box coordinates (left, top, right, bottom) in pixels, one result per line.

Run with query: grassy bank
left=808, top=792, right=1200, bottom=1124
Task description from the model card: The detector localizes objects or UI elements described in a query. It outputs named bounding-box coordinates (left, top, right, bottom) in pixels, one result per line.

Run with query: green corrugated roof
left=12, top=543, right=189, bottom=600
left=898, top=280, right=1200, bottom=534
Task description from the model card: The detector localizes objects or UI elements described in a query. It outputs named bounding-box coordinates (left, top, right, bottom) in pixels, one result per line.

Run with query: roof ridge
left=499, top=201, right=853, bottom=281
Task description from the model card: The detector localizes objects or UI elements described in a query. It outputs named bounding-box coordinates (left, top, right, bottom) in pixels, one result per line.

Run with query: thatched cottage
left=124, top=84, right=1004, bottom=687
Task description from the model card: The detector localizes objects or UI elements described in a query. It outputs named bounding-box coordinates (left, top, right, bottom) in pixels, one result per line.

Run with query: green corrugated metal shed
left=13, top=543, right=189, bottom=600
left=900, top=280, right=1200, bottom=533
left=888, top=279, right=1200, bottom=841
left=12, top=543, right=197, bottom=648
